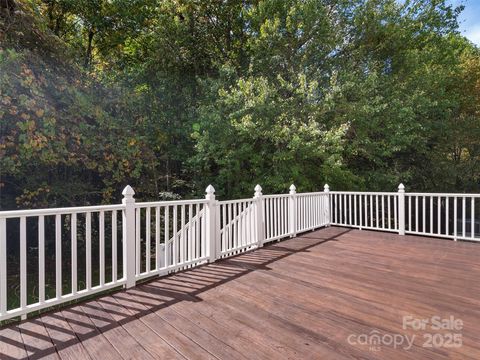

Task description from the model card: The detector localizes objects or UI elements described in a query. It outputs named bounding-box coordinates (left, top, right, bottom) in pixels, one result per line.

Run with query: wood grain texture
left=1, top=227, right=479, bottom=359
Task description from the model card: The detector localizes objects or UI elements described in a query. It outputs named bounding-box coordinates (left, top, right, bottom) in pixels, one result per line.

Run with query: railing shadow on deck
left=0, top=227, right=351, bottom=360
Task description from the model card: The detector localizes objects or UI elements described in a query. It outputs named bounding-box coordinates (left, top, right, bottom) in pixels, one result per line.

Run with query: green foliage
left=0, top=46, right=154, bottom=208
left=1, top=0, right=480, bottom=209
left=191, top=70, right=358, bottom=198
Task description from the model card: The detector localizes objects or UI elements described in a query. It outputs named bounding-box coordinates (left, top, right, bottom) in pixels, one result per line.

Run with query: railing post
left=122, top=185, right=136, bottom=288
left=289, top=184, right=297, bottom=237
left=324, top=184, right=330, bottom=226
left=254, top=185, right=265, bottom=247
left=398, top=183, right=405, bottom=235
left=205, top=185, right=217, bottom=262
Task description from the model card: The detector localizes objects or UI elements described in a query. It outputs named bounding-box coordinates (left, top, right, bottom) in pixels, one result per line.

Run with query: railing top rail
left=330, top=191, right=398, bottom=195
left=0, top=204, right=125, bottom=218
left=405, top=192, right=480, bottom=197
left=135, top=199, right=208, bottom=207
left=262, top=194, right=290, bottom=199
left=218, top=198, right=254, bottom=205
left=297, top=192, right=329, bottom=196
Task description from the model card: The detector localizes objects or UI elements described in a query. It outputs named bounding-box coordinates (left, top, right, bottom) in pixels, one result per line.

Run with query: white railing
left=328, top=184, right=480, bottom=242
left=218, top=198, right=257, bottom=257
left=0, top=204, right=126, bottom=322
left=134, top=199, right=209, bottom=281
left=263, top=194, right=291, bottom=242
left=296, top=192, right=330, bottom=234
left=405, top=193, right=480, bottom=241
left=330, top=191, right=399, bottom=232
left=0, top=183, right=329, bottom=322
left=1, top=181, right=479, bottom=322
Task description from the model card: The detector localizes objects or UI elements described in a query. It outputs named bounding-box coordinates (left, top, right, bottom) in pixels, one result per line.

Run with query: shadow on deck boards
left=0, top=227, right=350, bottom=360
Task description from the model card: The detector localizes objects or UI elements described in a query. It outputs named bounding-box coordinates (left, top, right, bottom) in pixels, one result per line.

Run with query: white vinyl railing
left=218, top=198, right=257, bottom=257
left=0, top=204, right=126, bottom=322
left=134, top=199, right=209, bottom=281
left=263, top=194, right=291, bottom=242
left=0, top=183, right=329, bottom=322
left=330, top=192, right=399, bottom=232
left=1, top=182, right=479, bottom=322
left=296, top=192, right=330, bottom=233
left=329, top=184, right=480, bottom=242
left=405, top=193, right=480, bottom=241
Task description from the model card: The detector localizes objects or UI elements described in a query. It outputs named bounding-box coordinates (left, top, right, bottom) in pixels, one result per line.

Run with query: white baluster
left=146, top=207, right=151, bottom=272
left=155, top=207, right=160, bottom=270
left=86, top=212, right=92, bottom=290
left=454, top=197, right=457, bottom=241
left=99, top=210, right=105, bottom=286
left=0, top=218, right=5, bottom=316
left=38, top=216, right=45, bottom=303
left=112, top=210, right=118, bottom=282
left=71, top=213, right=77, bottom=294
left=55, top=214, right=62, bottom=298
left=20, top=216, right=26, bottom=313
left=164, top=206, right=170, bottom=267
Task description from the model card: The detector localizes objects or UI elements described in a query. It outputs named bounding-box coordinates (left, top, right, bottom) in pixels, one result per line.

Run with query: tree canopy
left=1, top=0, right=479, bottom=209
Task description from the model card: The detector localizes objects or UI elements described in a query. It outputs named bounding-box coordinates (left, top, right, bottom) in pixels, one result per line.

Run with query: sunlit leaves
left=2, top=0, right=480, bottom=210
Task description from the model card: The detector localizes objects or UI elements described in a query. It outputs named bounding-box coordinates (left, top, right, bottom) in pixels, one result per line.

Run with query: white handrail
left=0, top=204, right=125, bottom=218
left=406, top=192, right=480, bottom=197
left=136, top=199, right=208, bottom=207
left=218, top=197, right=253, bottom=204
left=2, top=182, right=480, bottom=323
left=330, top=191, right=397, bottom=195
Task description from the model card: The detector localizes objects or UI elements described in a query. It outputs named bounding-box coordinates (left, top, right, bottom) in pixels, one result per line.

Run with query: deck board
left=1, top=227, right=480, bottom=359
left=41, top=313, right=91, bottom=360
left=80, top=301, right=155, bottom=360
left=0, top=326, right=28, bottom=360
left=61, top=306, right=123, bottom=360
left=115, top=291, right=247, bottom=360
left=18, top=320, right=59, bottom=360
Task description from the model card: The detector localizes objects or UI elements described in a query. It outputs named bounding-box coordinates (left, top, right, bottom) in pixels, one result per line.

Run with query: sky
left=449, top=0, right=480, bottom=45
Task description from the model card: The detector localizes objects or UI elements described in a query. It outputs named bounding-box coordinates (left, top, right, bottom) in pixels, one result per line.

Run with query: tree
left=2, top=0, right=480, bottom=210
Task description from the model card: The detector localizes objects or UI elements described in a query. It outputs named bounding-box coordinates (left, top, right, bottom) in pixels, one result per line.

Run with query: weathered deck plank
left=1, top=227, right=480, bottom=359
left=61, top=306, right=123, bottom=360
left=18, top=320, right=59, bottom=360
left=0, top=326, right=28, bottom=360
left=80, top=301, right=155, bottom=360
left=41, top=313, right=91, bottom=360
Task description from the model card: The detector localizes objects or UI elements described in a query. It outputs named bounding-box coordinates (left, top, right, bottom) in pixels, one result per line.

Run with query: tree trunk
left=84, top=28, right=94, bottom=68
left=54, top=13, right=64, bottom=36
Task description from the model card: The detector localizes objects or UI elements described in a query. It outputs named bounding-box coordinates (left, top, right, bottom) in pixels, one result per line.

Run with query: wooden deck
left=1, top=226, right=480, bottom=359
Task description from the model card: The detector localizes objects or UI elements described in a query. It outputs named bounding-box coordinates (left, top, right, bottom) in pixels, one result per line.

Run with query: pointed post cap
left=324, top=184, right=330, bottom=192
left=254, top=184, right=263, bottom=198
left=205, top=184, right=215, bottom=194
left=398, top=183, right=405, bottom=192
left=122, top=185, right=135, bottom=197
left=289, top=184, right=296, bottom=194
left=205, top=184, right=216, bottom=200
